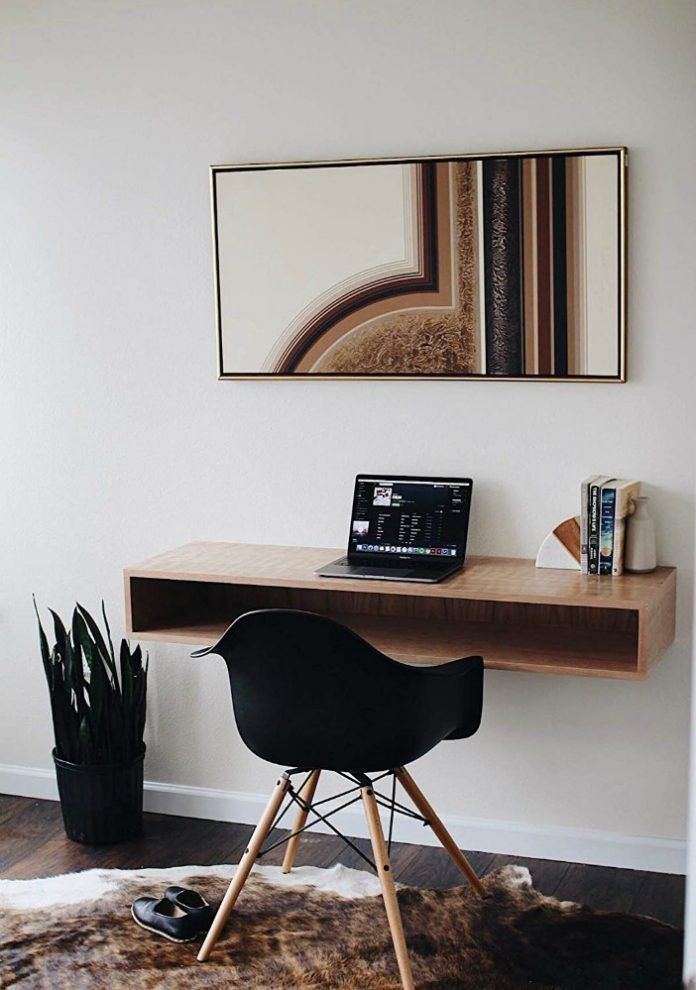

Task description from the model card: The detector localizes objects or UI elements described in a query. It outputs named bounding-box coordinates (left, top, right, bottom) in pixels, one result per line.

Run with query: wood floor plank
left=553, top=862, right=647, bottom=915
left=0, top=797, right=65, bottom=874
left=0, top=794, right=685, bottom=928
left=398, top=845, right=497, bottom=888
left=630, top=870, right=686, bottom=928
left=1, top=796, right=252, bottom=880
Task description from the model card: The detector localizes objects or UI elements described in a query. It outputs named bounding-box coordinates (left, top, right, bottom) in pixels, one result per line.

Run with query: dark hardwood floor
left=0, top=794, right=685, bottom=928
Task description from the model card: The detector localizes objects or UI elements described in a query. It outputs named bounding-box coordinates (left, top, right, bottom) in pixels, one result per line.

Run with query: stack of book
left=581, top=476, right=641, bottom=575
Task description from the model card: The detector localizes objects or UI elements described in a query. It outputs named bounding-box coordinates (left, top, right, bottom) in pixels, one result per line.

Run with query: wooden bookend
left=536, top=516, right=581, bottom=570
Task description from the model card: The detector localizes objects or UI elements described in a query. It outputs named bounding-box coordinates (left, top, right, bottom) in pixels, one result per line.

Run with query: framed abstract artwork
left=211, top=147, right=626, bottom=380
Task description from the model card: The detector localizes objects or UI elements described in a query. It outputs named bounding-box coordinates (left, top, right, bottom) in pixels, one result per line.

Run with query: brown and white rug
left=0, top=862, right=682, bottom=989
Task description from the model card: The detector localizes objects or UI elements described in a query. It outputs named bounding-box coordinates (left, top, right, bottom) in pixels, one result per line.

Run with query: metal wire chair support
left=256, top=768, right=429, bottom=875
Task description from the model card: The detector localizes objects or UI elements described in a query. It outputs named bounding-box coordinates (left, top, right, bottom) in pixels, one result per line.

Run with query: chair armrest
left=191, top=645, right=215, bottom=658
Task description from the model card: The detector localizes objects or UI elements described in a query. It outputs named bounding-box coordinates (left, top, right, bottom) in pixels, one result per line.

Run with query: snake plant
left=34, top=599, right=147, bottom=765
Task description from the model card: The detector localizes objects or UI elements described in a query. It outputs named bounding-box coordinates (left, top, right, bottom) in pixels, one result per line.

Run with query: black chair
left=193, top=609, right=484, bottom=989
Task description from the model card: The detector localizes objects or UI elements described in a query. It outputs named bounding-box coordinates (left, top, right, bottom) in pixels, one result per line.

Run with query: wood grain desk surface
left=125, top=541, right=675, bottom=611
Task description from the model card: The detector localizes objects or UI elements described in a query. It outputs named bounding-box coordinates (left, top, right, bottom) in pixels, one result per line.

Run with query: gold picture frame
left=211, top=146, right=627, bottom=381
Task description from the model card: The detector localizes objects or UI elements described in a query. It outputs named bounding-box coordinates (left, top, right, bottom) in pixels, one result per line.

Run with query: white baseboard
left=0, top=763, right=57, bottom=800
left=0, top=762, right=686, bottom=875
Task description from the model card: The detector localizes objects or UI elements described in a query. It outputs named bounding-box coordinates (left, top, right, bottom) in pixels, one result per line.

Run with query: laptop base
left=316, top=557, right=461, bottom=584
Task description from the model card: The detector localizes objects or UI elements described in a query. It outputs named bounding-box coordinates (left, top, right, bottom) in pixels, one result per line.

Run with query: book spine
left=599, top=488, right=616, bottom=575
left=580, top=480, right=590, bottom=574
left=588, top=484, right=601, bottom=574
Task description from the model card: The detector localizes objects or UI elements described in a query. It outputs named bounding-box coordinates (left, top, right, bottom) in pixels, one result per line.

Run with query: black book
left=588, top=476, right=613, bottom=575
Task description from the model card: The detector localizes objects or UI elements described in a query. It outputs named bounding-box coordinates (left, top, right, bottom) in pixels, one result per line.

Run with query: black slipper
left=131, top=896, right=206, bottom=943
left=164, top=886, right=214, bottom=928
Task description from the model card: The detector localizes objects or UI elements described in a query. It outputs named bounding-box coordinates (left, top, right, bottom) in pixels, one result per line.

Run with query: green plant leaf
left=76, top=603, right=120, bottom=697
left=85, top=640, right=104, bottom=736
left=70, top=608, right=89, bottom=719
left=51, top=666, right=80, bottom=762
left=131, top=643, right=143, bottom=675
left=37, top=602, right=146, bottom=765
left=89, top=635, right=112, bottom=761
left=33, top=596, right=52, bottom=683
left=120, top=638, right=133, bottom=710
left=49, top=608, right=72, bottom=692
left=101, top=600, right=116, bottom=666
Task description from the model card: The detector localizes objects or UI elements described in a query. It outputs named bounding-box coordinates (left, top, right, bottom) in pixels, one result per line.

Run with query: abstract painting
left=211, top=148, right=626, bottom=380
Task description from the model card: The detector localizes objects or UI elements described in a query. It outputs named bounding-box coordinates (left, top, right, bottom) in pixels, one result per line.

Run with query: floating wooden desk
left=124, top=542, right=676, bottom=680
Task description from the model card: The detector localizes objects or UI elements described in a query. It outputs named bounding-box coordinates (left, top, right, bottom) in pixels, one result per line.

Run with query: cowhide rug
left=0, top=862, right=682, bottom=989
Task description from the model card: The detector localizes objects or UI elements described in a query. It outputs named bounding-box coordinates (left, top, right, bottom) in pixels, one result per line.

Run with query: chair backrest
left=194, top=609, right=483, bottom=772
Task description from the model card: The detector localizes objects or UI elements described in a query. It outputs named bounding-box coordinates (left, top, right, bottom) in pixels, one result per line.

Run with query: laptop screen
left=348, top=475, right=473, bottom=563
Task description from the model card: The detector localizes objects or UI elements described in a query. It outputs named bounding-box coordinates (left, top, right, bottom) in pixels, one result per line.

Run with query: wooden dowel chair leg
left=394, top=766, right=486, bottom=898
left=198, top=773, right=290, bottom=963
left=282, top=769, right=321, bottom=874
left=361, top=785, right=415, bottom=990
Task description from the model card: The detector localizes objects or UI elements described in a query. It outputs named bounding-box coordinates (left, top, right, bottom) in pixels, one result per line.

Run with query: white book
left=608, top=479, right=641, bottom=575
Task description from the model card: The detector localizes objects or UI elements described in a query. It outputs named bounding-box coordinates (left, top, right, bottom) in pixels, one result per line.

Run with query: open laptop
left=316, top=474, right=473, bottom=584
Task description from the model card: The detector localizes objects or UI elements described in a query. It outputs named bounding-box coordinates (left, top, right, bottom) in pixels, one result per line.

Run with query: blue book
left=599, top=487, right=617, bottom=575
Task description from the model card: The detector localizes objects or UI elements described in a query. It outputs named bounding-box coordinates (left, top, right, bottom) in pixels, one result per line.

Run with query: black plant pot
left=53, top=746, right=145, bottom=844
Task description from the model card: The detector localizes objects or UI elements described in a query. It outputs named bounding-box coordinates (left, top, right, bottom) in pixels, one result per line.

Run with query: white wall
left=1, top=0, right=695, bottom=871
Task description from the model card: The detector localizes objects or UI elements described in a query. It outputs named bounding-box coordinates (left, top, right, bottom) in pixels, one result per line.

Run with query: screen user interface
left=349, top=477, right=471, bottom=559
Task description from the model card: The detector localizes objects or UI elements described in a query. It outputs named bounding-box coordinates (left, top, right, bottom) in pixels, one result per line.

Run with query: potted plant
left=34, top=599, right=148, bottom=844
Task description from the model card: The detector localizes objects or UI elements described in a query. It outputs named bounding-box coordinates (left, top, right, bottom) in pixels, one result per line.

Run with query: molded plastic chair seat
left=192, top=609, right=483, bottom=771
